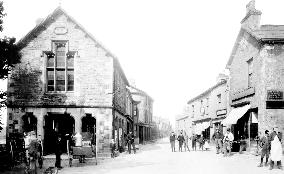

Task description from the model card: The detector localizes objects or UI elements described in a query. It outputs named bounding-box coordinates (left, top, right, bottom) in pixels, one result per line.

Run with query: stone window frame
left=191, top=104, right=194, bottom=118
left=247, top=58, right=253, bottom=88
left=44, top=40, right=76, bottom=93
left=205, top=97, right=209, bottom=115
left=217, top=94, right=221, bottom=104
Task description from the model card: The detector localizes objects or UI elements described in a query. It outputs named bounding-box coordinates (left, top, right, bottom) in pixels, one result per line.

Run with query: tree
left=0, top=1, right=21, bottom=131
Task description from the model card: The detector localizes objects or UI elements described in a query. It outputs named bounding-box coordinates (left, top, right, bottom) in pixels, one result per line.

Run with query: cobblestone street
left=58, top=138, right=283, bottom=174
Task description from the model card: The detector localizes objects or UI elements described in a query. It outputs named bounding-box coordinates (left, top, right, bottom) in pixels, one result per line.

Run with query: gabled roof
left=128, top=86, right=154, bottom=102
left=187, top=80, right=227, bottom=104
left=226, top=25, right=284, bottom=68
left=17, top=6, right=129, bottom=85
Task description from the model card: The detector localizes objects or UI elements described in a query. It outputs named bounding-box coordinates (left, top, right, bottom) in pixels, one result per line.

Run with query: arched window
left=22, top=112, right=37, bottom=133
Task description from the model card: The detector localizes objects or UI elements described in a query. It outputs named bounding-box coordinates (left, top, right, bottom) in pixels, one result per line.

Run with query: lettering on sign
left=216, top=109, right=227, bottom=116
left=267, top=90, right=283, bottom=100
left=54, top=27, right=68, bottom=35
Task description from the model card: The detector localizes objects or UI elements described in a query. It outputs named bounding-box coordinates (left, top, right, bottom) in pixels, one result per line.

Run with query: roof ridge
left=187, top=80, right=227, bottom=104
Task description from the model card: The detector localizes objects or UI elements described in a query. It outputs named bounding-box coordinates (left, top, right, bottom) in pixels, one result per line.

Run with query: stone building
left=129, top=86, right=153, bottom=144
left=225, top=0, right=284, bottom=148
left=6, top=7, right=133, bottom=158
left=175, top=113, right=191, bottom=136
left=186, top=76, right=228, bottom=140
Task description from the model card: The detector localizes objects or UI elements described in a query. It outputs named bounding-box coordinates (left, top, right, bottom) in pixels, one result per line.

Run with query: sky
left=1, top=0, right=284, bottom=127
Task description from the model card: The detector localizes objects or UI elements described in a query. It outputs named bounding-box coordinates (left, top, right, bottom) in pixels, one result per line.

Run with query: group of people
left=212, top=127, right=234, bottom=157
left=257, top=127, right=282, bottom=170
left=170, top=126, right=283, bottom=170
left=169, top=131, right=210, bottom=152
left=211, top=126, right=283, bottom=170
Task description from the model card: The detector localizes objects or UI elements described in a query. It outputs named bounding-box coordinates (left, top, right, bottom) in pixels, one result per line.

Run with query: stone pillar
left=97, top=109, right=113, bottom=158
left=75, top=115, right=81, bottom=134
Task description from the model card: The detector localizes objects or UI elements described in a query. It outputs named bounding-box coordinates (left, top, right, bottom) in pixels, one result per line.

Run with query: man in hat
left=169, top=132, right=176, bottom=152
left=177, top=131, right=185, bottom=152
left=212, top=128, right=223, bottom=154
left=269, top=126, right=283, bottom=170
left=257, top=130, right=270, bottom=167
left=223, top=128, right=234, bottom=157
left=55, top=135, right=63, bottom=169
left=127, top=131, right=136, bottom=154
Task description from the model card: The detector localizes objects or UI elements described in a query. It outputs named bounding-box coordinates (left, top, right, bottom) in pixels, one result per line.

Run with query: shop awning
left=194, top=121, right=210, bottom=135
left=202, top=121, right=210, bottom=130
left=251, top=112, right=258, bottom=123
left=222, top=105, right=250, bottom=125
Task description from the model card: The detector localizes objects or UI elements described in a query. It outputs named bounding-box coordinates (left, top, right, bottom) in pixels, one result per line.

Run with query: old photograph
left=0, top=0, right=283, bottom=173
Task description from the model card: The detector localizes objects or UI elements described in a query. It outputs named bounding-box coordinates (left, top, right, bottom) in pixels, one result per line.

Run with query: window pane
left=47, top=55, right=54, bottom=67
left=56, top=44, right=66, bottom=67
left=67, top=56, right=74, bottom=67
left=56, top=70, right=65, bottom=91
left=248, top=74, right=253, bottom=87
left=68, top=70, right=74, bottom=91
left=47, top=70, right=54, bottom=91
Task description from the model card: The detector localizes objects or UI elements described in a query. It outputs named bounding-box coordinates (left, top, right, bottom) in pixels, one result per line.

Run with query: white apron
left=270, top=135, right=283, bottom=161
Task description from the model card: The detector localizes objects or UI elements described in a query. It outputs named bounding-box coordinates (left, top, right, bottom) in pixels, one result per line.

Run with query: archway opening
left=22, top=112, right=37, bottom=134
left=44, top=113, right=75, bottom=155
left=81, top=114, right=96, bottom=145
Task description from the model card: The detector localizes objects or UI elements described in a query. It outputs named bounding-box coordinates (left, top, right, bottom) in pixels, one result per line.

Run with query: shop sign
left=216, top=109, right=227, bottom=116
left=267, top=90, right=283, bottom=100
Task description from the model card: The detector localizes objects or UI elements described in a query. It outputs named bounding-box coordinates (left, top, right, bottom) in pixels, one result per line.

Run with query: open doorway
left=44, top=113, right=75, bottom=155
left=81, top=114, right=96, bottom=146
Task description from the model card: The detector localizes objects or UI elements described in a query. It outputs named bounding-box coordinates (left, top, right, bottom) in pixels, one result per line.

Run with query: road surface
left=59, top=138, right=283, bottom=174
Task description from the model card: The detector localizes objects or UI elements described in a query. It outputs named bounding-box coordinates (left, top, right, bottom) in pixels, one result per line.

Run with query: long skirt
left=270, top=136, right=283, bottom=161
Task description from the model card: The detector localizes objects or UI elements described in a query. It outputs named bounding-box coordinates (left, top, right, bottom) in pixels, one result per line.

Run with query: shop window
left=45, top=41, right=75, bottom=92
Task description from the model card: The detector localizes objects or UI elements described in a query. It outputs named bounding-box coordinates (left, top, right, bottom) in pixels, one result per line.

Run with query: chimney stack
left=241, top=0, right=262, bottom=31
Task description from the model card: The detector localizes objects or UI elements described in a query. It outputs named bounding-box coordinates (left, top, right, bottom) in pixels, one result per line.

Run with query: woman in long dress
left=269, top=127, right=283, bottom=170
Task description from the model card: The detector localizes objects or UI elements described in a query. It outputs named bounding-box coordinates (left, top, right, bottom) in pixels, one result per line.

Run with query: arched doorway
left=81, top=114, right=96, bottom=145
left=22, top=112, right=37, bottom=134
left=44, top=113, right=75, bottom=155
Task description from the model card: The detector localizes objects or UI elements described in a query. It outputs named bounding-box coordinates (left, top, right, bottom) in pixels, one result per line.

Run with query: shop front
left=193, top=119, right=211, bottom=140
left=222, top=105, right=258, bottom=152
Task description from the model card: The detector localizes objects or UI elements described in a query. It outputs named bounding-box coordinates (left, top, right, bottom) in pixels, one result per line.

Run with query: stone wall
left=257, top=44, right=284, bottom=134
left=8, top=14, right=113, bottom=107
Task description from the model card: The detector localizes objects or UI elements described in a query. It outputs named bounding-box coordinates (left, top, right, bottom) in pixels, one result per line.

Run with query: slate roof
left=226, top=25, right=284, bottom=68
left=250, top=25, right=284, bottom=41
left=187, top=80, right=227, bottom=104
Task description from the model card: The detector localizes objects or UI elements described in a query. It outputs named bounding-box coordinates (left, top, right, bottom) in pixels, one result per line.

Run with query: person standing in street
left=192, top=133, right=197, bottom=151
left=223, top=128, right=234, bottom=157
left=177, top=131, right=185, bottom=152
left=127, top=131, right=136, bottom=154
left=269, top=126, right=283, bottom=170
left=212, top=128, right=223, bottom=154
left=169, top=132, right=176, bottom=152
left=198, top=134, right=205, bottom=151
left=257, top=130, right=270, bottom=167
left=184, top=132, right=190, bottom=152
left=55, top=135, right=63, bottom=169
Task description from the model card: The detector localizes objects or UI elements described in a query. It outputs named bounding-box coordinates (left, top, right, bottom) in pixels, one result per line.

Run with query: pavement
left=57, top=138, right=283, bottom=174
